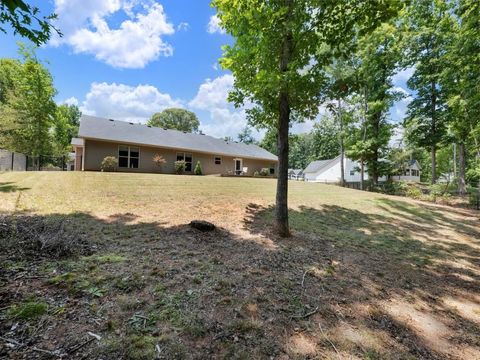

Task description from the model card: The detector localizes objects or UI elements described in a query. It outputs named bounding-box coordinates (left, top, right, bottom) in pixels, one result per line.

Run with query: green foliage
left=237, top=126, right=256, bottom=144
left=174, top=160, right=186, bottom=174
left=147, top=108, right=200, bottom=133
left=194, top=161, right=202, bottom=175
left=52, top=104, right=81, bottom=155
left=0, top=0, right=60, bottom=45
left=101, top=156, right=118, bottom=172
left=0, top=44, right=57, bottom=159
left=9, top=301, right=48, bottom=320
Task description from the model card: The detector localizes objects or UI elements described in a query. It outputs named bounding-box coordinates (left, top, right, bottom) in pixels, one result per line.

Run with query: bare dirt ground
left=0, top=172, right=479, bottom=359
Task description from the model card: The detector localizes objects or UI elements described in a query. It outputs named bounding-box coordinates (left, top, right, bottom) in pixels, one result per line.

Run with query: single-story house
left=71, top=115, right=278, bottom=176
left=303, top=155, right=420, bottom=183
left=288, top=169, right=304, bottom=180
left=391, top=159, right=422, bottom=182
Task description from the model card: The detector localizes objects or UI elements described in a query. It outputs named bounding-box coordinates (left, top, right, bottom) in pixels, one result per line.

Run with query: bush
left=174, top=160, right=186, bottom=174
left=194, top=161, right=202, bottom=175
left=405, top=185, right=422, bottom=199
left=259, top=168, right=270, bottom=177
left=153, top=154, right=166, bottom=168
left=101, top=156, right=117, bottom=172
left=253, top=171, right=260, bottom=177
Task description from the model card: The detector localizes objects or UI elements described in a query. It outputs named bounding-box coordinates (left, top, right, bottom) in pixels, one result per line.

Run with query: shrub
left=259, top=168, right=269, bottom=177
left=253, top=171, right=260, bottom=177
left=405, top=185, right=422, bottom=199
left=101, top=156, right=117, bottom=172
left=153, top=154, right=166, bottom=168
left=194, top=161, right=203, bottom=175
left=174, top=160, right=186, bottom=174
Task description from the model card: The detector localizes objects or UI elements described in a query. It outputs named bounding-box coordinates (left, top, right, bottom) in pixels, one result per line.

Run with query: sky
left=0, top=0, right=412, bottom=140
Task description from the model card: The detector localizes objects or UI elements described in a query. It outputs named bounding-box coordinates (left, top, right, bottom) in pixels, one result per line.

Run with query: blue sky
left=0, top=0, right=411, bottom=139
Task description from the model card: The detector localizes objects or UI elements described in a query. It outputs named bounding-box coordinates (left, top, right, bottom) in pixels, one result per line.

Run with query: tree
left=147, top=108, right=200, bottom=133
left=0, top=0, right=60, bottom=45
left=443, top=0, right=480, bottom=195
left=0, top=44, right=57, bottom=165
left=52, top=104, right=81, bottom=155
left=325, top=59, right=357, bottom=185
left=237, top=126, right=256, bottom=144
left=214, top=0, right=400, bottom=236
left=348, top=23, right=400, bottom=186
left=310, top=115, right=341, bottom=161
left=402, top=0, right=454, bottom=184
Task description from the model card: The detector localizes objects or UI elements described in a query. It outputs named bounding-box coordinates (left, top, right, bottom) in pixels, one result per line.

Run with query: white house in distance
left=303, top=155, right=421, bottom=183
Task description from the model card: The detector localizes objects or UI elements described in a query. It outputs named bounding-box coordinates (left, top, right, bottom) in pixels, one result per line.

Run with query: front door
left=234, top=159, right=242, bottom=175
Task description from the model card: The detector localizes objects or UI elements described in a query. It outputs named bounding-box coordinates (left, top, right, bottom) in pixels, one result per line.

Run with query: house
left=303, top=155, right=420, bottom=183
left=288, top=169, right=304, bottom=180
left=391, top=159, right=422, bottom=182
left=71, top=115, right=277, bottom=176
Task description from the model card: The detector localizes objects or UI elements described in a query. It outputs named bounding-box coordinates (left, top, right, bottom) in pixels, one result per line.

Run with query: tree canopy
left=0, top=0, right=60, bottom=45
left=147, top=108, right=200, bottom=133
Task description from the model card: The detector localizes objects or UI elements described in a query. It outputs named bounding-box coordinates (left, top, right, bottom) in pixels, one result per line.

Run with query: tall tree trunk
left=338, top=99, right=345, bottom=186
left=275, top=5, right=292, bottom=237
left=360, top=160, right=365, bottom=190
left=458, top=143, right=466, bottom=196
left=431, top=80, right=437, bottom=184
left=431, top=145, right=436, bottom=185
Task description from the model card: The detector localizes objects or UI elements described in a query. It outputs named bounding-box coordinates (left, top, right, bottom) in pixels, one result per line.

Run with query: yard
left=1, top=172, right=479, bottom=359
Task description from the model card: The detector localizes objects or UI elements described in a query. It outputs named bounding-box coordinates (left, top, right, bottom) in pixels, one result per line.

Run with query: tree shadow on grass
left=1, top=207, right=479, bottom=359
left=242, top=202, right=480, bottom=359
left=0, top=182, right=30, bottom=193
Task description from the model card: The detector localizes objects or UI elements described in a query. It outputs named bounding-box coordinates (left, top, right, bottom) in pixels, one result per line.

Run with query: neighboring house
left=71, top=115, right=277, bottom=176
left=288, top=169, right=304, bottom=180
left=392, top=159, right=422, bottom=182
left=304, top=155, right=421, bottom=183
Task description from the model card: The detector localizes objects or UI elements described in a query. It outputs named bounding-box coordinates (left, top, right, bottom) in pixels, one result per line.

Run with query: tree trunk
left=338, top=99, right=345, bottom=186
left=275, top=5, right=292, bottom=237
left=431, top=80, right=437, bottom=184
left=360, top=160, right=365, bottom=191
left=431, top=145, right=436, bottom=185
left=458, top=143, right=466, bottom=196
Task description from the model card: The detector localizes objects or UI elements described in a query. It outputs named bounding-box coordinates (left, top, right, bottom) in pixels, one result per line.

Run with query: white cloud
left=51, top=1, right=174, bottom=68
left=392, top=67, right=414, bottom=84
left=390, top=86, right=413, bottom=122
left=189, top=74, right=234, bottom=110
left=207, top=15, right=225, bottom=34
left=80, top=82, right=182, bottom=123
left=63, top=96, right=79, bottom=106
left=177, top=22, right=189, bottom=31
left=189, top=74, right=250, bottom=138
left=212, top=62, right=218, bottom=71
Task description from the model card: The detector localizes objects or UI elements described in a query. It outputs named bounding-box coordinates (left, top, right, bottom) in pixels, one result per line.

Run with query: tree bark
left=360, top=160, right=365, bottom=190
left=458, top=143, right=466, bottom=196
left=338, top=99, right=345, bottom=186
left=431, top=145, right=436, bottom=185
left=431, top=80, right=437, bottom=184
left=275, top=3, right=292, bottom=237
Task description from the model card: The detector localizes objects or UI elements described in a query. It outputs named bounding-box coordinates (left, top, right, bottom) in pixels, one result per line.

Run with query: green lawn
left=1, top=172, right=479, bottom=359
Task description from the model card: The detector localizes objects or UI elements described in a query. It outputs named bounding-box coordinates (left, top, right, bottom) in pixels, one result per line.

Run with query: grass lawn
left=1, top=172, right=479, bottom=359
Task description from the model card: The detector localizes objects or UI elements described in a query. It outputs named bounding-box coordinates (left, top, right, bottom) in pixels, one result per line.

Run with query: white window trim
left=176, top=152, right=193, bottom=172
left=234, top=158, right=243, bottom=175
left=214, top=155, right=222, bottom=165
left=118, top=145, right=140, bottom=169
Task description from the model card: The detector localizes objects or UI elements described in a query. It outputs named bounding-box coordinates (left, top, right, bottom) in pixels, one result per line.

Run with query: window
left=350, top=170, right=355, bottom=176
left=269, top=167, right=275, bottom=175
left=176, top=152, right=193, bottom=172
left=214, top=156, right=222, bottom=165
left=118, top=145, right=139, bottom=168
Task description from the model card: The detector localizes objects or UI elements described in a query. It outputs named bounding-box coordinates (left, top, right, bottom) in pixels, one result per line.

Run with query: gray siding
left=84, top=139, right=277, bottom=176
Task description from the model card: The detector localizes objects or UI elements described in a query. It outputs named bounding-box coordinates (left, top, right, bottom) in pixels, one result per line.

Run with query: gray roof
left=303, top=157, right=338, bottom=173
left=78, top=115, right=277, bottom=161
left=288, top=169, right=303, bottom=175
